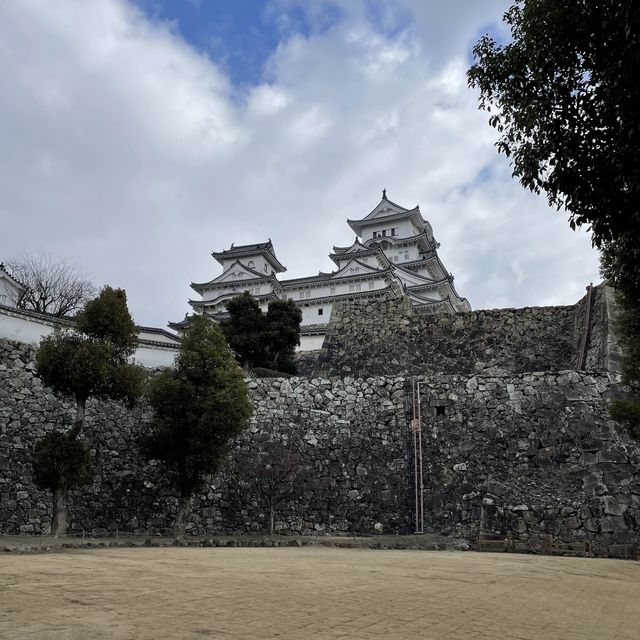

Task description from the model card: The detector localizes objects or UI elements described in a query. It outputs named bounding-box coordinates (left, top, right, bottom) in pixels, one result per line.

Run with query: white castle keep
left=173, top=192, right=470, bottom=350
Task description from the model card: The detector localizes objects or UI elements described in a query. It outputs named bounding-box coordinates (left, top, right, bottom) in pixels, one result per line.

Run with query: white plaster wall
left=0, top=310, right=179, bottom=369
left=0, top=312, right=57, bottom=344
left=284, top=276, right=387, bottom=303
left=137, top=329, right=180, bottom=345
left=0, top=278, right=20, bottom=307
left=220, top=256, right=273, bottom=276
left=361, top=219, right=415, bottom=242
left=298, top=333, right=325, bottom=352
left=133, top=345, right=177, bottom=368
left=300, top=303, right=331, bottom=325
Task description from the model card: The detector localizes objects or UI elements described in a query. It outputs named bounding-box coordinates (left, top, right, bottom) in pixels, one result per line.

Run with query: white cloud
left=0, top=0, right=600, bottom=327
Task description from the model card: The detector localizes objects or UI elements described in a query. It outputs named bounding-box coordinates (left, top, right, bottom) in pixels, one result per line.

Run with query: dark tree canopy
left=144, top=314, right=251, bottom=535
left=34, top=286, right=144, bottom=535
left=221, top=292, right=302, bottom=373
left=32, top=432, right=92, bottom=493
left=36, top=286, right=144, bottom=416
left=468, top=1, right=640, bottom=253
left=265, top=299, right=303, bottom=374
left=222, top=292, right=266, bottom=368
left=468, top=0, right=640, bottom=439
left=76, top=286, right=138, bottom=356
left=608, top=296, right=640, bottom=440
left=8, top=252, right=96, bottom=317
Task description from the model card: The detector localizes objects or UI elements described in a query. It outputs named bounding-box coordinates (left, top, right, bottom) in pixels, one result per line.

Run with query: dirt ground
left=1, top=548, right=639, bottom=640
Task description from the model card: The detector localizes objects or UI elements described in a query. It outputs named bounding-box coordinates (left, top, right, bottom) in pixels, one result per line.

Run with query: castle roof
left=329, top=238, right=388, bottom=266
left=0, top=262, right=28, bottom=295
left=211, top=240, right=286, bottom=273
left=347, top=191, right=427, bottom=236
left=190, top=261, right=281, bottom=293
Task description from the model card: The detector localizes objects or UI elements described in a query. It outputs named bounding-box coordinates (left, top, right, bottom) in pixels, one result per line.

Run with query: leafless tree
left=234, top=434, right=309, bottom=535
left=8, top=252, right=96, bottom=317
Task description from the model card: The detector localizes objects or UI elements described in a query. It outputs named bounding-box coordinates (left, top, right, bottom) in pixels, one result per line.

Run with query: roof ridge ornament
left=382, top=188, right=387, bottom=200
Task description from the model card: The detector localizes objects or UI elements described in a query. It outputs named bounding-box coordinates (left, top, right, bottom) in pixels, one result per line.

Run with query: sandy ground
left=1, top=548, right=639, bottom=640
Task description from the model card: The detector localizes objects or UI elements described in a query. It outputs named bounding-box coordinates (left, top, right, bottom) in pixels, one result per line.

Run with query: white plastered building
left=0, top=263, right=27, bottom=308
left=173, top=192, right=470, bottom=351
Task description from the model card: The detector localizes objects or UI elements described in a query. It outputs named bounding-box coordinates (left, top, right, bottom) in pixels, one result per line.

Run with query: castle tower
left=346, top=191, right=470, bottom=312
left=172, top=192, right=470, bottom=345
left=186, top=240, right=286, bottom=317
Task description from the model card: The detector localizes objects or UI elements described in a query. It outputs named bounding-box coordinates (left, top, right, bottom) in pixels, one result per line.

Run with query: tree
left=233, top=434, right=308, bottom=535
left=144, top=314, right=252, bottom=538
left=264, top=299, right=302, bottom=374
left=468, top=1, right=640, bottom=437
left=32, top=433, right=92, bottom=537
left=34, top=286, right=144, bottom=535
left=222, top=292, right=267, bottom=369
left=221, top=293, right=302, bottom=373
left=8, top=252, right=96, bottom=317
left=468, top=1, right=640, bottom=252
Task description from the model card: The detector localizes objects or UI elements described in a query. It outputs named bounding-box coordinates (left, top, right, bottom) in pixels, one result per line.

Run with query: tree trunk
left=51, top=487, right=67, bottom=538
left=269, top=502, right=275, bottom=536
left=68, top=397, right=86, bottom=440
left=174, top=495, right=191, bottom=540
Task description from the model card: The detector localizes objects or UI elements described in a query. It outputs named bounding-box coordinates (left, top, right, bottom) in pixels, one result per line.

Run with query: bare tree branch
left=7, top=252, right=97, bottom=317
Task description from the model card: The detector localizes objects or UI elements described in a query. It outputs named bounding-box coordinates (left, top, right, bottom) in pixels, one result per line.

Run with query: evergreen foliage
left=468, top=1, right=640, bottom=254
left=144, top=314, right=251, bottom=537
left=33, top=286, right=144, bottom=535
left=265, top=299, right=303, bottom=374
left=33, top=432, right=92, bottom=493
left=221, top=292, right=302, bottom=373
left=76, top=286, right=138, bottom=355
left=222, top=292, right=266, bottom=368
left=468, top=0, right=640, bottom=439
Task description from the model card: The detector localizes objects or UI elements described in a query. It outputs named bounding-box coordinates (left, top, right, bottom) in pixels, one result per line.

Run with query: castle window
left=318, top=308, right=323, bottom=316
left=264, top=264, right=268, bottom=273
left=248, top=261, right=254, bottom=268
left=391, top=228, right=398, bottom=236
left=349, top=284, right=354, bottom=292
left=381, top=229, right=387, bottom=236
left=355, top=283, right=361, bottom=292
left=393, top=256, right=398, bottom=262
left=369, top=282, right=375, bottom=289
left=330, top=286, right=336, bottom=294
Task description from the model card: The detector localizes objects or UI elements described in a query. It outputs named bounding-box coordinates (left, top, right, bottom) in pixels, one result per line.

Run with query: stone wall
left=0, top=339, right=410, bottom=537
left=315, top=283, right=620, bottom=380
left=318, top=297, right=579, bottom=378
left=2, top=337, right=639, bottom=543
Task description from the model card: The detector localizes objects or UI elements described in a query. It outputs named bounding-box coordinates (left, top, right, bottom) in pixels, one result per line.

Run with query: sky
left=0, top=0, right=601, bottom=328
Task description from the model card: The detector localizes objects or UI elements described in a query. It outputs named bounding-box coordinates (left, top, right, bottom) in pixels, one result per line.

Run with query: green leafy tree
left=144, top=315, right=252, bottom=538
left=222, top=293, right=302, bottom=373
left=34, top=286, right=144, bottom=535
left=264, top=299, right=302, bottom=374
left=468, top=1, right=640, bottom=253
left=468, top=0, right=640, bottom=437
left=32, top=433, right=92, bottom=536
left=222, top=292, right=267, bottom=369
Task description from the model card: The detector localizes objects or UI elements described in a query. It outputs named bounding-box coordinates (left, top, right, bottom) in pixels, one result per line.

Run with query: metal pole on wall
left=410, top=379, right=425, bottom=534
left=411, top=380, right=419, bottom=533
left=417, top=382, right=425, bottom=535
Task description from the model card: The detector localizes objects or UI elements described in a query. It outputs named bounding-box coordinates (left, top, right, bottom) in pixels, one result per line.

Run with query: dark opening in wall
left=435, top=405, right=446, bottom=416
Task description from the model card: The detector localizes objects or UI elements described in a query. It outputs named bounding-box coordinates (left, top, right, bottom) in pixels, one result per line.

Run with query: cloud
left=0, top=0, right=600, bottom=327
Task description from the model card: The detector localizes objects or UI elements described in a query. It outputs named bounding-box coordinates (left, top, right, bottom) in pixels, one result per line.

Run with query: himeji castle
left=173, top=191, right=470, bottom=350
